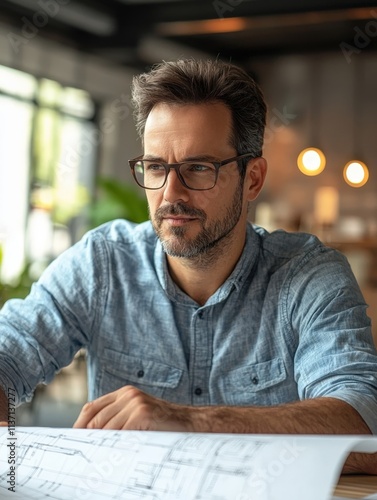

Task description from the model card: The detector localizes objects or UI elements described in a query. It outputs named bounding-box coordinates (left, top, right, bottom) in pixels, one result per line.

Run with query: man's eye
left=187, top=163, right=213, bottom=172
left=145, top=163, right=164, bottom=172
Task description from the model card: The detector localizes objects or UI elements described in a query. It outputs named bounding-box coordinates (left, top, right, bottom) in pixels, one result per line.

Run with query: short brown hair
left=131, top=59, right=266, bottom=163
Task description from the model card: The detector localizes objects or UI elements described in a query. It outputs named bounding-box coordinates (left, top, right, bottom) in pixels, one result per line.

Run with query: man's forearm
left=191, top=397, right=371, bottom=435
left=190, top=397, right=376, bottom=474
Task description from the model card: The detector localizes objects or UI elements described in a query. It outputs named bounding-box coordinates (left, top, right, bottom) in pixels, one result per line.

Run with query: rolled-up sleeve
left=287, top=246, right=377, bottom=434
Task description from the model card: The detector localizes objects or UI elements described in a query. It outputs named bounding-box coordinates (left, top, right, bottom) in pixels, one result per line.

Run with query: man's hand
left=73, top=385, right=194, bottom=431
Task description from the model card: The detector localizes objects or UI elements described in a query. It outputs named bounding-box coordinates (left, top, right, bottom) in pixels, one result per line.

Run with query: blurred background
left=0, top=0, right=376, bottom=426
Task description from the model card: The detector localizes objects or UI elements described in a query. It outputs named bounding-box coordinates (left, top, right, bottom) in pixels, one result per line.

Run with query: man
left=0, top=59, right=376, bottom=473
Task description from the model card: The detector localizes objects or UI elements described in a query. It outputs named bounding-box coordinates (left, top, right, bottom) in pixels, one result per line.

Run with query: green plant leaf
left=88, top=176, right=149, bottom=227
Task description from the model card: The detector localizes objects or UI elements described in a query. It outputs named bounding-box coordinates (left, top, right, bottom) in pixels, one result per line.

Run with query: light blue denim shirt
left=1, top=220, right=377, bottom=433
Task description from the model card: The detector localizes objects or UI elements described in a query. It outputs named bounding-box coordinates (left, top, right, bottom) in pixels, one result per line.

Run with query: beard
left=150, top=180, right=244, bottom=264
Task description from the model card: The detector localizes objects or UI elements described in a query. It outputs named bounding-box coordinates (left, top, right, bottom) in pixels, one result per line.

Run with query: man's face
left=144, top=102, right=248, bottom=259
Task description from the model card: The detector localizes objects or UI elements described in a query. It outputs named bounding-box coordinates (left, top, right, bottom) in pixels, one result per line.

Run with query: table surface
left=334, top=475, right=377, bottom=498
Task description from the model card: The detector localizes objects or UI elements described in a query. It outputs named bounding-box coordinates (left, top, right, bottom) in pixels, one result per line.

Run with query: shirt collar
left=154, top=222, right=261, bottom=306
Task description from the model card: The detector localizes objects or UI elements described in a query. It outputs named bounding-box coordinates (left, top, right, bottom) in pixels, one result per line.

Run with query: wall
left=251, top=51, right=377, bottom=231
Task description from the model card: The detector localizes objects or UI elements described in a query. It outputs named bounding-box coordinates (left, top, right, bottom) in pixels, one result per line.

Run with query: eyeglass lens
left=134, top=160, right=217, bottom=190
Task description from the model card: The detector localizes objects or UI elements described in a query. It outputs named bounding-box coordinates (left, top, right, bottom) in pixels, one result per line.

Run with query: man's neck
left=166, top=231, right=246, bottom=306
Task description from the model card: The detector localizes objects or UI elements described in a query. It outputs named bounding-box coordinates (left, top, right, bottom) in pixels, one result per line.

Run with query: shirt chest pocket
left=220, top=358, right=288, bottom=406
left=97, top=349, right=183, bottom=399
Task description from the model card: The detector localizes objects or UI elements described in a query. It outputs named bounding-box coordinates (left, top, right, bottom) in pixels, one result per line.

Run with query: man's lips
left=162, top=215, right=197, bottom=226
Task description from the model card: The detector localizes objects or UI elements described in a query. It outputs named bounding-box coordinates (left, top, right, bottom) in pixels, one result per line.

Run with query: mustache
left=154, top=203, right=206, bottom=222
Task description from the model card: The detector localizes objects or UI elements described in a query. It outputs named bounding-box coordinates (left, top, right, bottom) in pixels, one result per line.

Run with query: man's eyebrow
left=142, top=155, right=164, bottom=162
left=142, top=154, right=221, bottom=162
left=184, top=154, right=221, bottom=162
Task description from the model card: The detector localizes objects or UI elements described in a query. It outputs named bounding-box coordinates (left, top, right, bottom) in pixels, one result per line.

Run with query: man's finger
left=73, top=399, right=110, bottom=428
left=73, top=391, right=119, bottom=428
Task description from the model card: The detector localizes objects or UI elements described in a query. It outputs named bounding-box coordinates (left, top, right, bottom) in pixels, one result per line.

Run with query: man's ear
left=245, top=157, right=267, bottom=202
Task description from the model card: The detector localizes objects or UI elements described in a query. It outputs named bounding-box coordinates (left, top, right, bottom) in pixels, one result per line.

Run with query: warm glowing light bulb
left=303, top=150, right=321, bottom=170
left=297, top=147, right=326, bottom=176
left=343, top=160, right=369, bottom=187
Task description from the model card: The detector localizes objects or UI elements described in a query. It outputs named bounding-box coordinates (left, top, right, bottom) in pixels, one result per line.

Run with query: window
left=0, top=65, right=96, bottom=286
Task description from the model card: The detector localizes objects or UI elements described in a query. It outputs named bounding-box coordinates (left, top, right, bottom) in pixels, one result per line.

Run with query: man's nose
left=162, top=168, right=190, bottom=203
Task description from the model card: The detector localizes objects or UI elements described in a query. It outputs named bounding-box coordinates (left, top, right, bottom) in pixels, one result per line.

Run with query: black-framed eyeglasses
left=128, top=153, right=255, bottom=191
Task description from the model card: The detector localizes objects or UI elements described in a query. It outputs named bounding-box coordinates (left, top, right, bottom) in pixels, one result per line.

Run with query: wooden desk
left=334, top=475, right=377, bottom=498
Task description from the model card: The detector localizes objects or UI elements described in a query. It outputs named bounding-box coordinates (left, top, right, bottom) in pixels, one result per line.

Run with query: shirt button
left=198, top=311, right=203, bottom=319
left=194, top=387, right=202, bottom=396
left=251, top=376, right=259, bottom=385
left=137, top=370, right=144, bottom=378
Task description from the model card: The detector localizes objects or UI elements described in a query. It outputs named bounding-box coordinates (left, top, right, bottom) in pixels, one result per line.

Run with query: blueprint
left=1, top=428, right=377, bottom=500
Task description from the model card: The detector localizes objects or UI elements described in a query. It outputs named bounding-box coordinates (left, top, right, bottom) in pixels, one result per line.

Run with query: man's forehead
left=145, top=101, right=231, bottom=125
left=143, top=102, right=233, bottom=152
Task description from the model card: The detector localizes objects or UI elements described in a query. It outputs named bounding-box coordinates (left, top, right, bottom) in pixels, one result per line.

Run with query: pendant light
left=297, top=147, right=326, bottom=176
left=343, top=58, right=369, bottom=188
left=297, top=60, right=326, bottom=176
left=344, top=161, right=369, bottom=187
